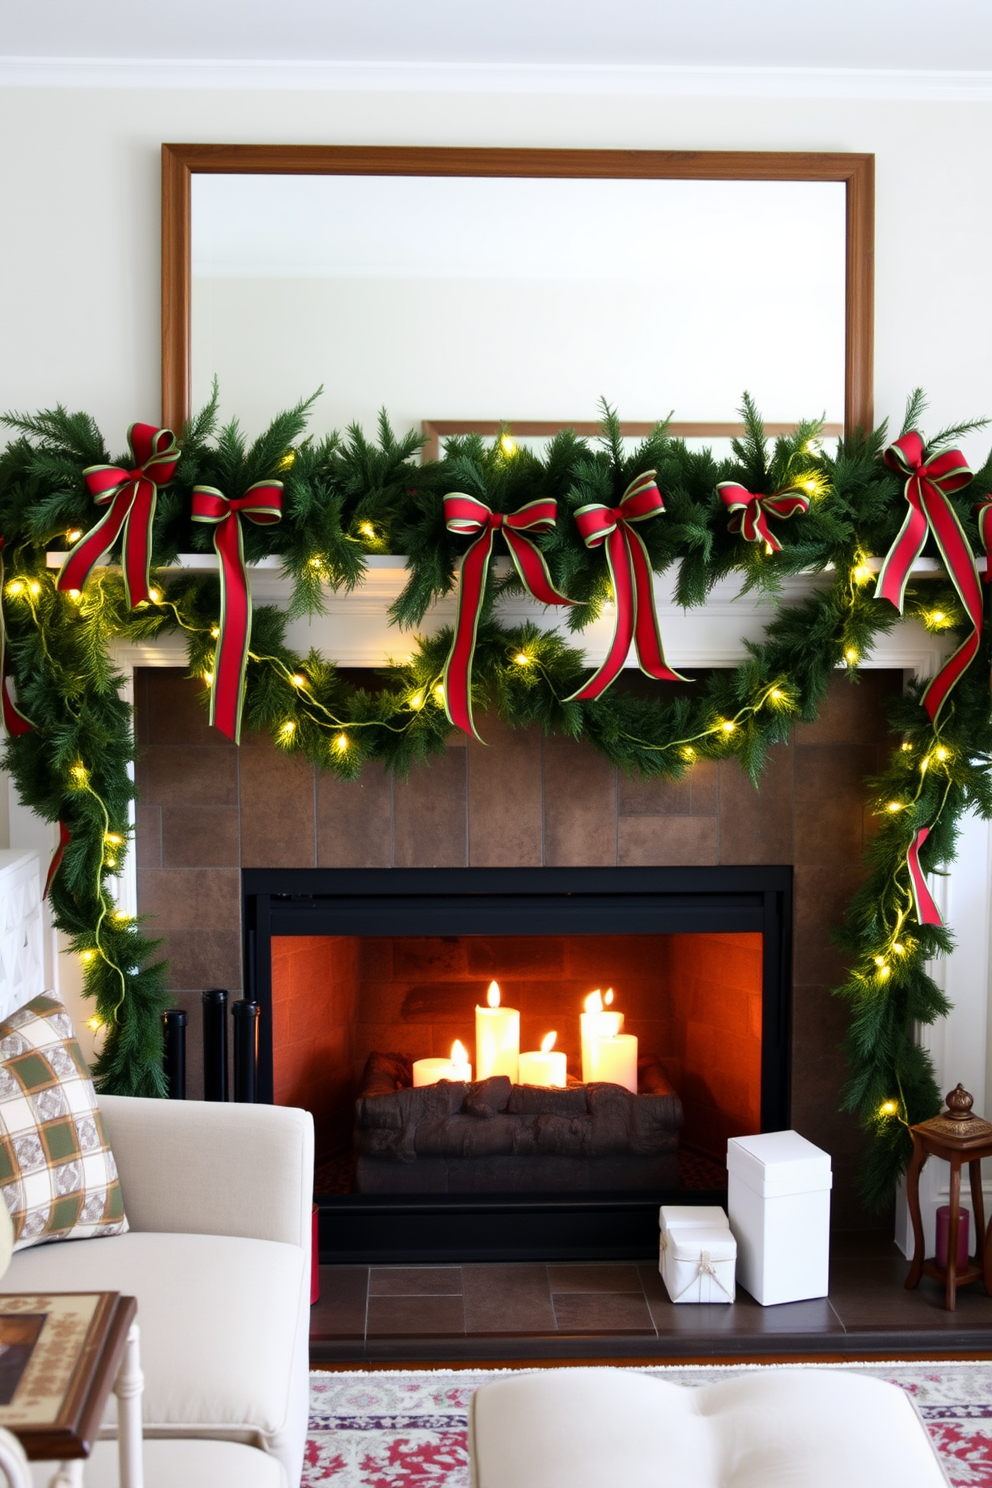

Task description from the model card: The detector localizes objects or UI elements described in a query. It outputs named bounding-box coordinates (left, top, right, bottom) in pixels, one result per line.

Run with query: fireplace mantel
left=19, top=555, right=991, bottom=1250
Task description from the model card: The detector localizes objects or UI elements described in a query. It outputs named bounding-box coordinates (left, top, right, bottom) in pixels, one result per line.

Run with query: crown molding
left=2, top=55, right=992, bottom=100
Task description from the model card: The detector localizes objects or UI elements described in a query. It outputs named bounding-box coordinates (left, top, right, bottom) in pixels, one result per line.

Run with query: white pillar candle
left=412, top=1057, right=455, bottom=1087
left=413, top=1041, right=472, bottom=1086
left=449, top=1040, right=472, bottom=1083
left=518, top=1032, right=567, bottom=1088
left=590, top=1032, right=638, bottom=1092
left=475, top=980, right=520, bottom=1082
left=580, top=990, right=624, bottom=1082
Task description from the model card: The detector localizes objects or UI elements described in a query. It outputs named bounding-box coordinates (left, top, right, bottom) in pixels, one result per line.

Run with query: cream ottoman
left=469, top=1367, right=949, bottom=1488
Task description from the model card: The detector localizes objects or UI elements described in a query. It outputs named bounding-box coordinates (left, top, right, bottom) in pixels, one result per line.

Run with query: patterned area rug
left=305, top=1361, right=992, bottom=1486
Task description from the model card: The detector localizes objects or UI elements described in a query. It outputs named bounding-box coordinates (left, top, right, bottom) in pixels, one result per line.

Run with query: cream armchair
left=10, top=1096, right=314, bottom=1488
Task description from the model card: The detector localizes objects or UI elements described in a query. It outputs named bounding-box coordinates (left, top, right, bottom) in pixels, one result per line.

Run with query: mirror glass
left=191, top=174, right=846, bottom=444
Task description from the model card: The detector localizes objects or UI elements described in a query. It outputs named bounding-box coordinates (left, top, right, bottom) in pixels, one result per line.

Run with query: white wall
left=1, top=79, right=991, bottom=1096
left=0, top=86, right=990, bottom=459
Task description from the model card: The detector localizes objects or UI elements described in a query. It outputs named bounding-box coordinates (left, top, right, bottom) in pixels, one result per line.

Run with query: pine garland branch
left=0, top=390, right=988, bottom=1209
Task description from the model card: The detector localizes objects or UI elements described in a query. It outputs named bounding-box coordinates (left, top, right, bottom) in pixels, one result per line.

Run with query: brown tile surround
left=134, top=666, right=901, bottom=1229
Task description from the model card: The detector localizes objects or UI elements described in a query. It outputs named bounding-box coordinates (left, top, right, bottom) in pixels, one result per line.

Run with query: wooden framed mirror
left=161, top=145, right=873, bottom=441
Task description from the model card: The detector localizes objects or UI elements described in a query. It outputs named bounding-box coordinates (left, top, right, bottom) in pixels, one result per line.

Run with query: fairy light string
left=1, top=394, right=990, bottom=1202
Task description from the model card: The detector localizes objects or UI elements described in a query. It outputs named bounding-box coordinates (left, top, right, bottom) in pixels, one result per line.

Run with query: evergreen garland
left=0, top=391, right=989, bottom=1205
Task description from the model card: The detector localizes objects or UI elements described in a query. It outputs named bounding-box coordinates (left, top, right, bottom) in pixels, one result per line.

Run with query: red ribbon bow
left=875, top=431, right=979, bottom=724
left=0, top=539, right=34, bottom=738
left=58, top=423, right=179, bottom=609
left=565, top=471, right=685, bottom=702
left=906, top=826, right=942, bottom=927
left=191, top=482, right=283, bottom=743
left=717, top=482, right=810, bottom=552
left=442, top=494, right=573, bottom=740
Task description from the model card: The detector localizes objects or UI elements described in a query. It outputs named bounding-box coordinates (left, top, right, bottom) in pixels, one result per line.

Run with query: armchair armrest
left=98, top=1094, right=314, bottom=1248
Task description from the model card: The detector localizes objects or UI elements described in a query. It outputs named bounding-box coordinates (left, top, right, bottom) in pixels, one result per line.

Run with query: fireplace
left=242, top=865, right=791, bottom=1260
left=135, top=665, right=903, bottom=1241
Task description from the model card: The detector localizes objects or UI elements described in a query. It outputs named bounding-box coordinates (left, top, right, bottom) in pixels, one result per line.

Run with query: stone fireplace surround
left=134, top=663, right=906, bottom=1233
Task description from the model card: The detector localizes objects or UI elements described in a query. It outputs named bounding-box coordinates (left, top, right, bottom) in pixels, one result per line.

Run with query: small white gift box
left=659, top=1205, right=737, bottom=1304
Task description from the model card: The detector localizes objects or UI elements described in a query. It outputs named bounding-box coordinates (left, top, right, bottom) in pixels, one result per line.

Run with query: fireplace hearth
left=242, top=864, right=791, bottom=1260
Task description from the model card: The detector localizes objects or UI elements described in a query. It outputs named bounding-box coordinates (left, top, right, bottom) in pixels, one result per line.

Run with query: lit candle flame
left=541, top=1031, right=557, bottom=1054
left=487, top=980, right=500, bottom=1008
left=451, top=1039, right=468, bottom=1064
left=605, top=988, right=614, bottom=1006
left=584, top=989, right=603, bottom=1013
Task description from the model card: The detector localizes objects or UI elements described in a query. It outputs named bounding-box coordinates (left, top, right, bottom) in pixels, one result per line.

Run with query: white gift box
left=659, top=1205, right=736, bottom=1303
left=727, top=1129, right=832, bottom=1306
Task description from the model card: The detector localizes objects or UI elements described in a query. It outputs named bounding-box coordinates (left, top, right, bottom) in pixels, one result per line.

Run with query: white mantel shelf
left=47, top=552, right=959, bottom=675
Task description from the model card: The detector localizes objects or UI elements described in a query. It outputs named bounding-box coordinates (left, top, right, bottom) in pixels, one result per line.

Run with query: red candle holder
left=935, top=1203, right=970, bottom=1269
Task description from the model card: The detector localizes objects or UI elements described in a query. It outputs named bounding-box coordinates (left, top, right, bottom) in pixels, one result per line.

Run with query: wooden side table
left=905, top=1084, right=992, bottom=1311
left=0, top=1292, right=142, bottom=1487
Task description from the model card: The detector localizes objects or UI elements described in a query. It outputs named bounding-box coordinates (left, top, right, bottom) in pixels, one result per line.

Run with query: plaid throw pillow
left=0, top=992, right=127, bottom=1251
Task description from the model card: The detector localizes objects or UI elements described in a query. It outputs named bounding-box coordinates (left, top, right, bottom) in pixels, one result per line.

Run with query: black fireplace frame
left=242, top=864, right=792, bottom=1262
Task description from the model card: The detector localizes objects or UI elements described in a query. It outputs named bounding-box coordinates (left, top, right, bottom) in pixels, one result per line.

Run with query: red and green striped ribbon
left=59, top=423, right=179, bottom=609
left=443, top=494, right=573, bottom=740
left=977, top=498, right=992, bottom=584
left=906, top=826, right=942, bottom=926
left=43, top=820, right=71, bottom=901
left=191, top=481, right=283, bottom=743
left=566, top=471, right=685, bottom=702
left=875, top=432, right=979, bottom=724
left=717, top=482, right=810, bottom=551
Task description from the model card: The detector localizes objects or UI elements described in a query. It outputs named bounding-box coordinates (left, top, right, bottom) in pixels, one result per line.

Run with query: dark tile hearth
left=309, top=1234, right=992, bottom=1363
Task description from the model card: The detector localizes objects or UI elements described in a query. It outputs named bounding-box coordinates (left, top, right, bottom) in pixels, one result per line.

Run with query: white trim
left=43, top=552, right=963, bottom=673
left=2, top=55, right=992, bottom=101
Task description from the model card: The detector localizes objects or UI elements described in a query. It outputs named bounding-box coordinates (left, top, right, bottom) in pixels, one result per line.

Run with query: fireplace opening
left=243, top=866, right=791, bottom=1261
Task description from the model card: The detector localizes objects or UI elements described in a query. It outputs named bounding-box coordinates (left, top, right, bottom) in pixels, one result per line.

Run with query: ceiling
left=1, top=0, right=990, bottom=73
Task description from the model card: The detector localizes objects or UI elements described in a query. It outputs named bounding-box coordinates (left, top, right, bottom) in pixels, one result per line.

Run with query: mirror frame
left=161, top=145, right=874, bottom=439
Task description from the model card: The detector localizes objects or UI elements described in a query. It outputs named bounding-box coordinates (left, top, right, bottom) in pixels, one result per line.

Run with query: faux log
left=353, top=1052, right=683, bottom=1194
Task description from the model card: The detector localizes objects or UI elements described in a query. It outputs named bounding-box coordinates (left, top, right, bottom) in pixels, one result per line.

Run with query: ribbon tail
left=119, top=477, right=157, bottom=609
left=1, top=661, right=33, bottom=736
left=627, top=525, right=688, bottom=683
left=57, top=491, right=131, bottom=594
left=504, top=530, right=574, bottom=608
left=43, top=820, right=71, bottom=900
left=210, top=515, right=253, bottom=743
left=565, top=528, right=636, bottom=702
left=873, top=481, right=928, bottom=613
left=906, top=826, right=942, bottom=927
left=977, top=504, right=992, bottom=586
left=742, top=504, right=777, bottom=550
left=919, top=486, right=984, bottom=724
left=443, top=528, right=496, bottom=741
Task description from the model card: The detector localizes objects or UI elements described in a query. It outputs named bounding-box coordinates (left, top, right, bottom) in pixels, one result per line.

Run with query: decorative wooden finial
left=945, top=1084, right=974, bottom=1121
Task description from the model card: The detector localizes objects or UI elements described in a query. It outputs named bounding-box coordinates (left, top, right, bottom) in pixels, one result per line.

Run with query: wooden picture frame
left=161, top=145, right=874, bottom=440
